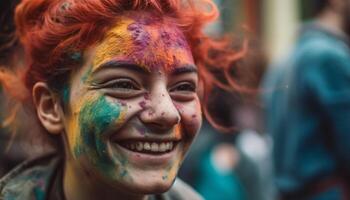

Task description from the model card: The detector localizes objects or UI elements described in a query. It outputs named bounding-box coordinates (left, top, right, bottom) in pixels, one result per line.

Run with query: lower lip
left=107, top=141, right=180, bottom=166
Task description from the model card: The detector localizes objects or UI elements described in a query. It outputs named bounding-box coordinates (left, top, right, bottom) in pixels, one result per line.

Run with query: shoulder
left=296, top=31, right=350, bottom=64
left=0, top=153, right=60, bottom=200
left=162, top=178, right=203, bottom=200
left=288, top=31, right=350, bottom=82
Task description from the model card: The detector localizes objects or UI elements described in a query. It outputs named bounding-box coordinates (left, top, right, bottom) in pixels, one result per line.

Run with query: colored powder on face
left=93, top=16, right=194, bottom=74
left=144, top=93, right=150, bottom=100
left=70, top=52, right=82, bottom=61
left=133, top=123, right=147, bottom=135
left=127, top=23, right=151, bottom=50
left=75, top=95, right=121, bottom=158
left=120, top=169, right=128, bottom=177
left=81, top=66, right=93, bottom=83
left=139, top=101, right=146, bottom=109
left=62, top=85, right=70, bottom=105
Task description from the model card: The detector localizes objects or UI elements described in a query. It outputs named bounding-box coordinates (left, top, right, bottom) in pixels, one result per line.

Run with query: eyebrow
left=170, top=64, right=198, bottom=75
left=93, top=60, right=150, bottom=75
left=94, top=59, right=197, bottom=75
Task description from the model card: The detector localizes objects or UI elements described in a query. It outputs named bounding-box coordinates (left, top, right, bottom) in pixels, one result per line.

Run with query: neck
left=63, top=156, right=148, bottom=200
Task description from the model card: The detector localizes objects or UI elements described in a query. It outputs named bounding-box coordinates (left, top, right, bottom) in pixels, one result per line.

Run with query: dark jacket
left=0, top=153, right=202, bottom=200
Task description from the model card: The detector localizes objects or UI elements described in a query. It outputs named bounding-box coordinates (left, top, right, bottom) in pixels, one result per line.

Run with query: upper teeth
left=122, top=141, right=174, bottom=153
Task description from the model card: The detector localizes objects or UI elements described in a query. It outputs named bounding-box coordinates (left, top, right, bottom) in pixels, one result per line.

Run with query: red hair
left=1, top=0, right=247, bottom=134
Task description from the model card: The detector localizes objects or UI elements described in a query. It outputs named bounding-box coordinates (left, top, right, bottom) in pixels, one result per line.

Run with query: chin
left=121, top=175, right=176, bottom=195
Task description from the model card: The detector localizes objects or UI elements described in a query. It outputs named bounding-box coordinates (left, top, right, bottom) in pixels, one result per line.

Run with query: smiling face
left=62, top=12, right=202, bottom=194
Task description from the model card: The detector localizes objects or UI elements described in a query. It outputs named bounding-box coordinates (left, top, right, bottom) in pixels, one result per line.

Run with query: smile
left=118, top=141, right=177, bottom=154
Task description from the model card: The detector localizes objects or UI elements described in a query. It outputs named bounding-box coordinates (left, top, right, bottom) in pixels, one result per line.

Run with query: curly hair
left=0, top=0, right=247, bottom=137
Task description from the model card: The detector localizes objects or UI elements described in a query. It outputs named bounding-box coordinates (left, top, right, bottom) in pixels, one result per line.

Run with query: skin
left=59, top=12, right=202, bottom=200
left=318, top=0, right=350, bottom=36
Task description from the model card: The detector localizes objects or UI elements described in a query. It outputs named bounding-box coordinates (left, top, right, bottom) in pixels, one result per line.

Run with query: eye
left=91, top=78, right=144, bottom=99
left=102, top=79, right=140, bottom=91
left=170, top=82, right=196, bottom=92
left=169, top=81, right=197, bottom=101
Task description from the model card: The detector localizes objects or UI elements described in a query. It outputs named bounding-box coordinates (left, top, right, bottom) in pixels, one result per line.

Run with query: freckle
left=161, top=94, right=165, bottom=97
left=192, top=115, right=196, bottom=118
left=161, top=112, right=165, bottom=116
left=128, top=105, right=132, bottom=109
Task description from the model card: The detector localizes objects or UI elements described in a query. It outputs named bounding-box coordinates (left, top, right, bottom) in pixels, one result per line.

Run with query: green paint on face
left=81, top=66, right=92, bottom=83
left=62, top=85, right=70, bottom=105
left=74, top=94, right=129, bottom=178
left=75, top=95, right=121, bottom=159
left=70, top=52, right=82, bottom=61
left=120, top=169, right=128, bottom=177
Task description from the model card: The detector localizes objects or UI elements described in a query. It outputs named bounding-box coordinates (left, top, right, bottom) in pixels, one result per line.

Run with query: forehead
left=92, top=13, right=194, bottom=73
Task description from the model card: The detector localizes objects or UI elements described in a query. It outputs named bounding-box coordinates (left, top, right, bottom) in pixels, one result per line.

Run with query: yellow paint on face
left=92, top=15, right=194, bottom=73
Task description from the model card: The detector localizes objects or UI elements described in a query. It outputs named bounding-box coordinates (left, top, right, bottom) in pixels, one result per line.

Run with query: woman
left=0, top=0, right=245, bottom=199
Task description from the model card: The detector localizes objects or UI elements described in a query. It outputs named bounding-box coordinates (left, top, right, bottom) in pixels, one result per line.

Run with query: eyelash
left=170, top=82, right=196, bottom=92
left=100, top=79, right=140, bottom=91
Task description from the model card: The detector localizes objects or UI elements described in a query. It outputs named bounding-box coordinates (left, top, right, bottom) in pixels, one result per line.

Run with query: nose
left=139, top=87, right=180, bottom=131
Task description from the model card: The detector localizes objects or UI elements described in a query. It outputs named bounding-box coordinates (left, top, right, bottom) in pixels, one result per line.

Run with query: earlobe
left=33, top=82, right=65, bottom=135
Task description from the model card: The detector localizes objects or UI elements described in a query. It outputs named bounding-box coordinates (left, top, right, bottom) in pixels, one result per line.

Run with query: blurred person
left=263, top=0, right=350, bottom=199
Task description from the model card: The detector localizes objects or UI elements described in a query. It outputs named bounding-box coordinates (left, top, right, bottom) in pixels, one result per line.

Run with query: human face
left=63, top=12, right=202, bottom=194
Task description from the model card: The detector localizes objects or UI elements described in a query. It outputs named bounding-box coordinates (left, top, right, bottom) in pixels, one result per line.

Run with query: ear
left=32, top=82, right=65, bottom=135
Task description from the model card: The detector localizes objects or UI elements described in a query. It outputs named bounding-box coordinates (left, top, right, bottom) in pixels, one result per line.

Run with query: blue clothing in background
left=263, top=22, right=350, bottom=199
left=195, top=149, right=246, bottom=200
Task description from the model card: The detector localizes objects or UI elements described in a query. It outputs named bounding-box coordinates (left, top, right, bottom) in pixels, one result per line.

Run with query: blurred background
left=0, top=0, right=347, bottom=200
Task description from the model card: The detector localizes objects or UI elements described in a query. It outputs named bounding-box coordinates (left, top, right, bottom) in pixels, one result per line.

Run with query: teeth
left=136, top=142, right=143, bottom=151
left=144, top=142, right=151, bottom=150
left=169, top=142, right=173, bottom=149
left=159, top=143, right=166, bottom=152
left=151, top=143, right=159, bottom=152
left=121, top=141, right=175, bottom=153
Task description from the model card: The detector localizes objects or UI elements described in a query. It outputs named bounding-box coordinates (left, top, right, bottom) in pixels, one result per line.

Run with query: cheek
left=72, top=95, right=123, bottom=157
left=175, top=99, right=202, bottom=138
left=76, top=96, right=143, bottom=143
left=78, top=95, right=121, bottom=137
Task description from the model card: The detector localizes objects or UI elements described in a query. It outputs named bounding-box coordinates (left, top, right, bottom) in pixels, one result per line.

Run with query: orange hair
left=1, top=0, right=246, bottom=135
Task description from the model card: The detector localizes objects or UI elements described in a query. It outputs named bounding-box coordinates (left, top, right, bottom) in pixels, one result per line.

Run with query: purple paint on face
left=160, top=30, right=172, bottom=47
left=119, top=101, right=127, bottom=106
left=174, top=104, right=184, bottom=114
left=133, top=123, right=147, bottom=135
left=144, top=93, right=150, bottom=100
left=128, top=23, right=151, bottom=49
left=148, top=111, right=155, bottom=116
left=139, top=101, right=147, bottom=109
left=159, top=28, right=188, bottom=49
